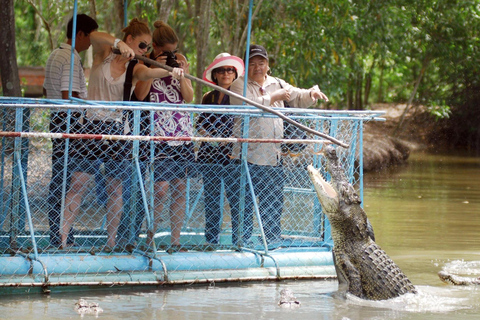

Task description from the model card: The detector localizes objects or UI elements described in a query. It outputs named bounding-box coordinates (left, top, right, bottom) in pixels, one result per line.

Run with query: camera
left=160, top=51, right=180, bottom=68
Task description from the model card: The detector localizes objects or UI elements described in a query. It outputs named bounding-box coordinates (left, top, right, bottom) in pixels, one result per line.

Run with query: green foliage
left=428, top=104, right=451, bottom=121
left=11, top=0, right=480, bottom=149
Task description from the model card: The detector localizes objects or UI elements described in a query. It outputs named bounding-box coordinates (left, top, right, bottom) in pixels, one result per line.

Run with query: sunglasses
left=138, top=41, right=152, bottom=52
left=215, top=67, right=236, bottom=74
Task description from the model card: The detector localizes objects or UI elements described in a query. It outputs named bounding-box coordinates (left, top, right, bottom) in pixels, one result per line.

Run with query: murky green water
left=1, top=151, right=480, bottom=320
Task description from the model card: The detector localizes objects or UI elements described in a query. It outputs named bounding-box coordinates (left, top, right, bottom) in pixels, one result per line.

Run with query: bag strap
left=274, top=77, right=284, bottom=89
left=275, top=77, right=292, bottom=108
left=123, top=59, right=138, bottom=101
left=122, top=59, right=139, bottom=135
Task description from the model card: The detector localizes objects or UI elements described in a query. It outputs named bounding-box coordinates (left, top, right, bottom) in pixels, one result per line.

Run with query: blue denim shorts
left=153, top=143, right=197, bottom=181
left=68, top=158, right=130, bottom=180
left=153, top=158, right=197, bottom=182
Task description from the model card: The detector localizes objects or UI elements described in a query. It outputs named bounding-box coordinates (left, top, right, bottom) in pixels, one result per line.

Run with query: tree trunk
left=364, top=59, right=375, bottom=107
left=0, top=0, right=22, bottom=97
left=364, top=73, right=371, bottom=107
left=89, top=0, right=97, bottom=20
left=355, top=71, right=363, bottom=110
left=235, top=0, right=265, bottom=57
left=377, top=59, right=385, bottom=102
left=395, top=56, right=430, bottom=134
left=346, top=74, right=353, bottom=109
left=114, top=0, right=125, bottom=35
left=194, top=0, right=212, bottom=103
left=157, top=0, right=176, bottom=22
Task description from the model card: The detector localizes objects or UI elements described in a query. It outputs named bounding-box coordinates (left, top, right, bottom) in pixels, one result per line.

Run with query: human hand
left=154, top=54, right=168, bottom=65
left=310, top=85, right=329, bottom=102
left=271, top=88, right=291, bottom=103
left=178, top=60, right=190, bottom=73
left=118, top=42, right=135, bottom=59
left=171, top=67, right=184, bottom=80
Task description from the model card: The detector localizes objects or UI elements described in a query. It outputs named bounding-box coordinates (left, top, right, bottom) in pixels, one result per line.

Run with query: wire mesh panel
left=0, top=98, right=383, bottom=292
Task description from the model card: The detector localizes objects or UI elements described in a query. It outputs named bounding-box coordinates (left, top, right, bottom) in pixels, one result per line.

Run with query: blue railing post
left=10, top=107, right=30, bottom=248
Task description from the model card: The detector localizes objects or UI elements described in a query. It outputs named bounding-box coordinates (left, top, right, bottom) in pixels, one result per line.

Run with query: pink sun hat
left=203, top=53, right=245, bottom=84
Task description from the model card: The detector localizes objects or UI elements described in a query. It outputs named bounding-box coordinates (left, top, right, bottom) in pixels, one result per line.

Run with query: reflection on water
left=1, top=152, right=480, bottom=320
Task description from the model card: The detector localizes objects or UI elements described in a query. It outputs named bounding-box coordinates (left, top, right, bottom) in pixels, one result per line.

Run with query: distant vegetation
left=10, top=0, right=480, bottom=151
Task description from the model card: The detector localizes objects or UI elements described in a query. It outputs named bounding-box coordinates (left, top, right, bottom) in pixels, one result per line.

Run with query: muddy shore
left=362, top=103, right=436, bottom=171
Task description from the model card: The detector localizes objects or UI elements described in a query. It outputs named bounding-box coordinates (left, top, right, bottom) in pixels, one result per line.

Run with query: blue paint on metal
left=16, top=156, right=39, bottom=260
left=0, top=99, right=383, bottom=292
left=0, top=107, right=7, bottom=229
left=68, top=2, right=79, bottom=99
left=0, top=249, right=333, bottom=277
left=359, top=120, right=365, bottom=204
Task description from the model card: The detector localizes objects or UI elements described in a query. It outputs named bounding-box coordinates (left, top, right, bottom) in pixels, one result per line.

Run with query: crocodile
left=307, top=145, right=417, bottom=300
left=438, top=270, right=480, bottom=285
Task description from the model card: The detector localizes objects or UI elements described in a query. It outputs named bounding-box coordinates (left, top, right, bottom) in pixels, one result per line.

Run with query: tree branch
left=26, top=0, right=53, bottom=50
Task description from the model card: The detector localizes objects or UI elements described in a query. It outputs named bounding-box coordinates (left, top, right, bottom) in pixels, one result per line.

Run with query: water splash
left=441, top=260, right=480, bottom=276
left=345, top=286, right=472, bottom=313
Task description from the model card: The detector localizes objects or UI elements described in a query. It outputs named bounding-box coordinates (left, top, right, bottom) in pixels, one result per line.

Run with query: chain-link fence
left=0, top=97, right=383, bottom=292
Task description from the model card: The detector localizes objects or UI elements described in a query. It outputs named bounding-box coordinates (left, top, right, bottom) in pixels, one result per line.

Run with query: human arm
left=229, top=76, right=271, bottom=106
left=278, top=78, right=329, bottom=108
left=89, top=31, right=134, bottom=66
left=61, top=91, right=81, bottom=99
left=133, top=78, right=153, bottom=101
left=179, top=77, right=194, bottom=103
left=174, top=53, right=194, bottom=103
left=133, top=54, right=165, bottom=101
left=230, top=76, right=290, bottom=107
left=43, top=87, right=78, bottom=99
left=132, top=63, right=172, bottom=81
left=270, top=88, right=291, bottom=105
left=310, top=86, right=329, bottom=102
left=196, top=92, right=213, bottom=137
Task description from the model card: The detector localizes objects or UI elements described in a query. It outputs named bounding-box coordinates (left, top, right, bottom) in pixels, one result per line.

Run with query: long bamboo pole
left=119, top=50, right=348, bottom=148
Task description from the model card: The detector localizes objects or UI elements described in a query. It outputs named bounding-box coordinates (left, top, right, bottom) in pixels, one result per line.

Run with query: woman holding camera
left=62, top=18, right=184, bottom=251
left=134, top=20, right=194, bottom=253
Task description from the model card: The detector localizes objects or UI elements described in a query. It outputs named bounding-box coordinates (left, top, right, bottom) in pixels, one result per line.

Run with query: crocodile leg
left=336, top=251, right=363, bottom=298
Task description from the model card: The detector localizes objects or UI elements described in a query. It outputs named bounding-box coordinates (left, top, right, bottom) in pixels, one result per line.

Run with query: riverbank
left=362, top=103, right=436, bottom=171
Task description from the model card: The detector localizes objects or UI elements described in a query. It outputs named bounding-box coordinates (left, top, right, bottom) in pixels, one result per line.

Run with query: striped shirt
left=43, top=44, right=87, bottom=99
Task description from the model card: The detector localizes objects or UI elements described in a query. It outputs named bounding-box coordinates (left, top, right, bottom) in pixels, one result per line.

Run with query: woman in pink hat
left=198, top=53, right=254, bottom=247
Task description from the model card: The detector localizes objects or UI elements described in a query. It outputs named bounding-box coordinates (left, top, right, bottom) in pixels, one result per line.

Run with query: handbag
left=275, top=78, right=308, bottom=153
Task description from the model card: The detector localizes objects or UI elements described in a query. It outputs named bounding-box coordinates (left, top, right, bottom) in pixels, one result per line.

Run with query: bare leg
left=169, top=178, right=186, bottom=246
left=105, top=177, right=123, bottom=248
left=149, top=180, right=169, bottom=246
left=61, top=172, right=91, bottom=248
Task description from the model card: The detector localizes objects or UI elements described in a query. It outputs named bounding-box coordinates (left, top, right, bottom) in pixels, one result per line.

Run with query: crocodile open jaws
left=307, top=145, right=417, bottom=300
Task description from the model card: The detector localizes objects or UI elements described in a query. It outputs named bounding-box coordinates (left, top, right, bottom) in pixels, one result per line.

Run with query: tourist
left=61, top=18, right=184, bottom=250
left=133, top=21, right=194, bottom=253
left=229, top=44, right=328, bottom=244
left=43, top=14, right=98, bottom=248
left=198, top=53, right=254, bottom=247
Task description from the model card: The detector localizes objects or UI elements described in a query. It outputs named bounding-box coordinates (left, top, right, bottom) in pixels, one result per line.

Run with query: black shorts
left=70, top=120, right=131, bottom=161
